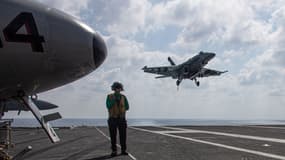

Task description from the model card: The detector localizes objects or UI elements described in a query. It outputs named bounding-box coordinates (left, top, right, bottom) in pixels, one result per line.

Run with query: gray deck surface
left=6, top=125, right=285, bottom=160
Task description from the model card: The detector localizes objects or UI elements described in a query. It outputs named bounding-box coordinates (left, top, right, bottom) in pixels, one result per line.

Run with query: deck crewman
left=106, top=82, right=129, bottom=157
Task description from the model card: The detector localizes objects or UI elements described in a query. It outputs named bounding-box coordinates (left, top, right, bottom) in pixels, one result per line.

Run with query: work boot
left=110, top=151, right=117, bottom=157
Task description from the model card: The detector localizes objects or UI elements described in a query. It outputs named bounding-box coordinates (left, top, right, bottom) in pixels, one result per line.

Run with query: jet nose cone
left=93, top=33, right=107, bottom=68
left=208, top=53, right=216, bottom=59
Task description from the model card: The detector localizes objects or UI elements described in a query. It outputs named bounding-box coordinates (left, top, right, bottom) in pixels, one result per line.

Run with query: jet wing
left=142, top=66, right=173, bottom=77
left=197, top=68, right=228, bottom=78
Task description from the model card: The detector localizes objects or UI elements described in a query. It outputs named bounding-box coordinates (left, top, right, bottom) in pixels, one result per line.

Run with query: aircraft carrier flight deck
left=8, top=125, right=285, bottom=160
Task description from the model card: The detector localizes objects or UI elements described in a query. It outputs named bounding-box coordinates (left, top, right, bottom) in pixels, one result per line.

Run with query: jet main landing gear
left=194, top=79, right=200, bottom=87
left=176, top=79, right=183, bottom=90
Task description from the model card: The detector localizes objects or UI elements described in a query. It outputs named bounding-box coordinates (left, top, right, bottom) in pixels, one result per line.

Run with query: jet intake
left=202, top=61, right=208, bottom=65
left=183, top=67, right=189, bottom=75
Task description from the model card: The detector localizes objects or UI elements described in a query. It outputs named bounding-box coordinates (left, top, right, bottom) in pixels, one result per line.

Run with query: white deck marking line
left=248, top=126, right=285, bottom=130
left=130, top=127, right=285, bottom=160
left=95, top=127, right=137, bottom=160
left=157, top=130, right=205, bottom=134
left=156, top=126, right=285, bottom=144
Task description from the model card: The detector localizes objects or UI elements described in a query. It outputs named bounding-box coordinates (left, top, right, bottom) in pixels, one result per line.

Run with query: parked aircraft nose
left=93, top=33, right=107, bottom=68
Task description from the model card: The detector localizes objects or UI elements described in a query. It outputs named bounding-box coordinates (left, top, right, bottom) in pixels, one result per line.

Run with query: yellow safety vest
left=108, top=94, right=126, bottom=118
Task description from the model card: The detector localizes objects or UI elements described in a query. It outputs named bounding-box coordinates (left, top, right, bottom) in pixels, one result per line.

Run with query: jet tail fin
left=168, top=57, right=176, bottom=66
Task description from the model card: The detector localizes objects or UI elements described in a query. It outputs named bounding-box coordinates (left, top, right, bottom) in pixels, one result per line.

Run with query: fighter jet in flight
left=142, top=51, right=227, bottom=87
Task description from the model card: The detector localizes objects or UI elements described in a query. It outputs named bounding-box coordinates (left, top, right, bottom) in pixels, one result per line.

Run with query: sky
left=8, top=0, right=285, bottom=120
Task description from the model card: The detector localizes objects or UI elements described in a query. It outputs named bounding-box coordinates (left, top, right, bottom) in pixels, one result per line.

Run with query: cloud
left=11, top=0, right=284, bottom=120
left=163, top=0, right=270, bottom=52
left=238, top=3, right=285, bottom=90
left=79, top=0, right=151, bottom=36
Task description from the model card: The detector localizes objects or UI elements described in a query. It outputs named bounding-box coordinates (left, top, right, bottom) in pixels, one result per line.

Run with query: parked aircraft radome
left=0, top=0, right=107, bottom=147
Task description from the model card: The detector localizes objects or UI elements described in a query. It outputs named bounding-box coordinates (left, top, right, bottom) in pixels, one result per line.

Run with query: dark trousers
left=108, top=117, right=127, bottom=152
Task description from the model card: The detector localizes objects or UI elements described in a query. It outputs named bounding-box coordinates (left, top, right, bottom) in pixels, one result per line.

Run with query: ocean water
left=10, top=118, right=285, bottom=127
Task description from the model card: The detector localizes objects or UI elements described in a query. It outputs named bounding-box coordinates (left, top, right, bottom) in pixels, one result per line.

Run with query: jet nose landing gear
left=176, top=79, right=182, bottom=86
left=176, top=79, right=183, bottom=90
left=195, top=81, right=200, bottom=86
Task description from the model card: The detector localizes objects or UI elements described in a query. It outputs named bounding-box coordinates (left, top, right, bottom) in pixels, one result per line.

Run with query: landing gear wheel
left=195, top=81, right=200, bottom=86
left=194, top=79, right=200, bottom=87
left=176, top=80, right=181, bottom=86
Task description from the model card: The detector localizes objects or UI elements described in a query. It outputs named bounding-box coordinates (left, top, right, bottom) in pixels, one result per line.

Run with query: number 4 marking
left=3, top=12, right=45, bottom=52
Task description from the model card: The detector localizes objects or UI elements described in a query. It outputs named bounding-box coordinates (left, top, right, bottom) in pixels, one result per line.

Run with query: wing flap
left=198, top=68, right=228, bottom=77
